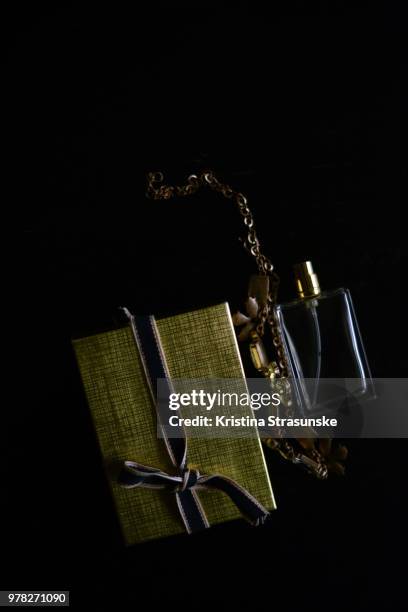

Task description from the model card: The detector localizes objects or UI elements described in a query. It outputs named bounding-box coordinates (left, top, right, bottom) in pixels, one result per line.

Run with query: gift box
left=73, top=302, right=276, bottom=544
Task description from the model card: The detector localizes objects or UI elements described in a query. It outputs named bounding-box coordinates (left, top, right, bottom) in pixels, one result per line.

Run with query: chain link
left=147, top=170, right=286, bottom=354
left=146, top=169, right=328, bottom=479
left=147, top=170, right=276, bottom=275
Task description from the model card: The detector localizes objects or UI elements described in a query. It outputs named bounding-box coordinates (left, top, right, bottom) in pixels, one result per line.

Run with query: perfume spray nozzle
left=294, top=261, right=321, bottom=298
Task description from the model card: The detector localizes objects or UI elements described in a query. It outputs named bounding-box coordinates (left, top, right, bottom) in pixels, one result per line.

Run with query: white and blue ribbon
left=118, top=308, right=269, bottom=534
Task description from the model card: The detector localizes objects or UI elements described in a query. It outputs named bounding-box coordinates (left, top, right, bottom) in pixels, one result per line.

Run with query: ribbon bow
left=118, top=460, right=269, bottom=531
left=119, top=463, right=202, bottom=491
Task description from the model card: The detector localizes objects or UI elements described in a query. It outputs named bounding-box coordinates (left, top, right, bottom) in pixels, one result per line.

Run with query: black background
left=3, top=2, right=407, bottom=610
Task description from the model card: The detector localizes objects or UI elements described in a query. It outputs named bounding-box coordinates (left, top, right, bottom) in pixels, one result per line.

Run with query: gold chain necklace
left=146, top=169, right=333, bottom=479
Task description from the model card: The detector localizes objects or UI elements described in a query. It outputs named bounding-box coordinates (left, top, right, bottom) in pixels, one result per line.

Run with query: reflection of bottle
left=274, top=261, right=373, bottom=411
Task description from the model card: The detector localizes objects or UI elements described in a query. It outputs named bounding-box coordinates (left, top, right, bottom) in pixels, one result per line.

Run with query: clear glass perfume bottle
left=274, top=261, right=374, bottom=413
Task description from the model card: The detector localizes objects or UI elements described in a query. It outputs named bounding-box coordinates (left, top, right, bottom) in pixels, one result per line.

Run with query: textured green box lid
left=73, top=302, right=276, bottom=544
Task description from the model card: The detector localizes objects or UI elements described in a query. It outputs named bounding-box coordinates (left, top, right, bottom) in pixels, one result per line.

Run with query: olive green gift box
left=73, top=302, right=276, bottom=544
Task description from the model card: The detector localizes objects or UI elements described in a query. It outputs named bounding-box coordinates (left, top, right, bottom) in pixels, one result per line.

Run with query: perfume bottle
left=274, top=261, right=374, bottom=413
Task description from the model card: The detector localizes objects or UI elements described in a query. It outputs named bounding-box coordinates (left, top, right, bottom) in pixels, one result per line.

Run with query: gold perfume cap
left=294, top=261, right=321, bottom=298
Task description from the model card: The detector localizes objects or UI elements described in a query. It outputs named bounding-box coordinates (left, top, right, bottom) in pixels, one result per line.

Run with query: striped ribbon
left=118, top=308, right=269, bottom=534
